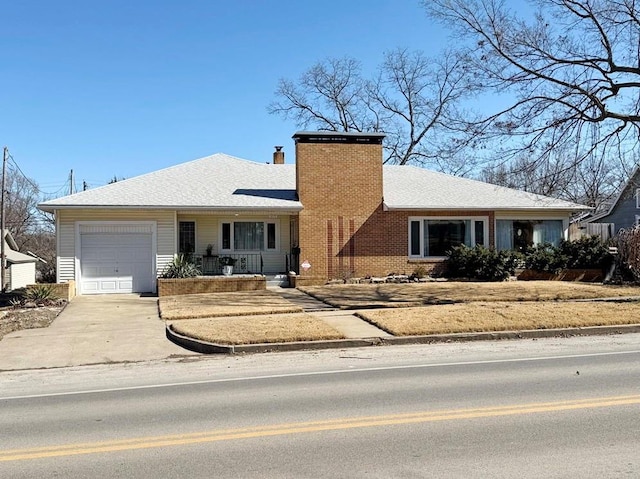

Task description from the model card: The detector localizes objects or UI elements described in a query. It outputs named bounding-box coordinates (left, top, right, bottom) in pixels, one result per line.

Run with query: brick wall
left=294, top=132, right=496, bottom=281
left=28, top=281, right=76, bottom=301
left=295, top=133, right=384, bottom=281
left=158, top=276, right=266, bottom=296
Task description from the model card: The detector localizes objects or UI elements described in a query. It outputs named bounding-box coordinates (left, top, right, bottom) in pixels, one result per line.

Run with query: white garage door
left=80, top=232, right=154, bottom=294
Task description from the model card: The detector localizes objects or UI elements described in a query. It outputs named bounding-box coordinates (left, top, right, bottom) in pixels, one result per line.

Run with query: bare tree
left=425, top=0, right=640, bottom=170
left=369, top=49, right=475, bottom=173
left=268, top=57, right=377, bottom=133
left=2, top=168, right=56, bottom=281
left=481, top=144, right=631, bottom=209
left=4, top=172, right=43, bottom=249
left=268, top=49, right=474, bottom=172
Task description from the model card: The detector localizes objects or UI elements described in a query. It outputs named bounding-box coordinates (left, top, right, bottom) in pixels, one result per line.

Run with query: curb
left=380, top=324, right=640, bottom=345
left=167, top=323, right=640, bottom=355
left=166, top=324, right=381, bottom=354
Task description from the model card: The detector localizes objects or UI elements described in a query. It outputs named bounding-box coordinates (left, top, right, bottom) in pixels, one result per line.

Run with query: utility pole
left=70, top=169, right=74, bottom=195
left=1, top=147, right=7, bottom=292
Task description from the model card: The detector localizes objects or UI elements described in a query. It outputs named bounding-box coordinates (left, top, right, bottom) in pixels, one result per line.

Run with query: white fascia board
left=384, top=205, right=590, bottom=211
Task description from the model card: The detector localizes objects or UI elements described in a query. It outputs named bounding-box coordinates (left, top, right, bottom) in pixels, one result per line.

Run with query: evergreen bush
left=446, top=245, right=521, bottom=281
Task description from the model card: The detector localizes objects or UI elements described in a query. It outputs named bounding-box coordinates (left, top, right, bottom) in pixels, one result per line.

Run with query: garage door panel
left=98, top=281, right=118, bottom=292
left=99, top=251, right=118, bottom=262
left=80, top=231, right=154, bottom=294
left=82, top=281, right=99, bottom=293
left=117, top=248, right=151, bottom=263
left=116, top=264, right=133, bottom=276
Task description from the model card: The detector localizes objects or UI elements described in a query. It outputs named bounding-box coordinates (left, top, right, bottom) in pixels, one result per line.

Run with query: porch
left=177, top=212, right=299, bottom=276
left=192, top=253, right=297, bottom=276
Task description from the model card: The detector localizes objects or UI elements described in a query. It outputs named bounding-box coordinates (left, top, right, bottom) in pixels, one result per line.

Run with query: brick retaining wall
left=158, top=276, right=266, bottom=296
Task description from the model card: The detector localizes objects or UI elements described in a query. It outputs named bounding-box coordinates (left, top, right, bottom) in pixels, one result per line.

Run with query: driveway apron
left=0, top=295, right=196, bottom=371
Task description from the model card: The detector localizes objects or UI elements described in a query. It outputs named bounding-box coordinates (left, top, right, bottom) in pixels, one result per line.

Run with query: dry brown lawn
left=159, top=291, right=302, bottom=320
left=357, top=301, right=640, bottom=336
left=300, top=282, right=640, bottom=309
left=169, top=313, right=345, bottom=345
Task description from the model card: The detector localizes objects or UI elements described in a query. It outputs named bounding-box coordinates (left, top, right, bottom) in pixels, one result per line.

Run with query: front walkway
left=268, top=287, right=392, bottom=339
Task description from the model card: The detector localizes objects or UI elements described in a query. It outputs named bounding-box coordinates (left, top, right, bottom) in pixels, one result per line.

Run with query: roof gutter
left=38, top=204, right=304, bottom=213
left=383, top=203, right=592, bottom=212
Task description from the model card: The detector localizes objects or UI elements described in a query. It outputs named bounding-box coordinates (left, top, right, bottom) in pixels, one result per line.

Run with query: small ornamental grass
left=161, top=254, right=201, bottom=278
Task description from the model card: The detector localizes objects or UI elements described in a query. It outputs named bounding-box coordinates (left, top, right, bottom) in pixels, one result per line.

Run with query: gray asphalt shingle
left=39, top=153, right=587, bottom=212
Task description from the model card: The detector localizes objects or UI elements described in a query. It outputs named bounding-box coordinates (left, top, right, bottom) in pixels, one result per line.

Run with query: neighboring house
left=1, top=230, right=38, bottom=291
left=38, top=131, right=588, bottom=295
left=583, top=165, right=640, bottom=234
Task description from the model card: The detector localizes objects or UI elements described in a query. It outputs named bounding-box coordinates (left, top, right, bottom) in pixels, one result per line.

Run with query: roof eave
left=38, top=204, right=303, bottom=212
left=383, top=204, right=591, bottom=211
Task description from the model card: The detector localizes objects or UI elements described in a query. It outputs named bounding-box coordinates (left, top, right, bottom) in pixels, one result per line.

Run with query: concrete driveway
left=0, top=295, right=197, bottom=371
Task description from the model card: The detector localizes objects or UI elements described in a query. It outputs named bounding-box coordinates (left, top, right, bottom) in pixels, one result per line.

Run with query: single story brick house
left=38, top=131, right=587, bottom=295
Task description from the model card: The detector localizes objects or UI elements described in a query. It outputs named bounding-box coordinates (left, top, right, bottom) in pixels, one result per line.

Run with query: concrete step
left=265, top=274, right=289, bottom=287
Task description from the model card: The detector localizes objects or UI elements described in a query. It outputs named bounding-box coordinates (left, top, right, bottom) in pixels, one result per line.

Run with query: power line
left=7, top=154, right=40, bottom=192
left=5, top=153, right=72, bottom=197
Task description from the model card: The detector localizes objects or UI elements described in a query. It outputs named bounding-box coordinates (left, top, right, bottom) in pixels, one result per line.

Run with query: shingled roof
left=39, top=153, right=587, bottom=212
left=39, top=153, right=301, bottom=212
left=382, top=165, right=586, bottom=211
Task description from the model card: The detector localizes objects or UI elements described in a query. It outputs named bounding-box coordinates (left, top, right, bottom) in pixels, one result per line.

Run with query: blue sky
left=2, top=0, right=453, bottom=196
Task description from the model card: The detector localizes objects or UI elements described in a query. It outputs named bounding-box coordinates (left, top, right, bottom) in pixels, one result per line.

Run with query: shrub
left=412, top=265, right=428, bottom=279
left=161, top=254, right=201, bottom=278
left=616, top=226, right=640, bottom=281
left=446, top=245, right=521, bottom=281
left=9, top=284, right=62, bottom=307
left=559, top=236, right=613, bottom=269
left=25, top=284, right=59, bottom=302
left=524, top=243, right=566, bottom=273
left=524, top=236, right=613, bottom=273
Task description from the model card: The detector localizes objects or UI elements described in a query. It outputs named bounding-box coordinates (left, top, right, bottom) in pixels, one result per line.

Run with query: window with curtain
left=496, top=220, right=514, bottom=250
left=234, top=222, right=264, bottom=250
left=222, top=221, right=277, bottom=251
left=496, top=220, right=563, bottom=251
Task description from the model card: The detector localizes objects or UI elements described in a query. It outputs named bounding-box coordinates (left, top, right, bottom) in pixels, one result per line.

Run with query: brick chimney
left=273, top=146, right=285, bottom=164
left=293, top=131, right=385, bottom=283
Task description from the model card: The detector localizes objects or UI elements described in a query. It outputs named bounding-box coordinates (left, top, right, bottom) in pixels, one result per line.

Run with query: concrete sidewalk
left=0, top=295, right=196, bottom=371
left=267, top=287, right=392, bottom=338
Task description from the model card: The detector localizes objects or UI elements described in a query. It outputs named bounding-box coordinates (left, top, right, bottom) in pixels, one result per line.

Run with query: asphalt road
left=1, top=335, right=640, bottom=478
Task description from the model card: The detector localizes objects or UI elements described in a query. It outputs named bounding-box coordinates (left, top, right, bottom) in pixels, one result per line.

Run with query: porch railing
left=194, top=253, right=263, bottom=275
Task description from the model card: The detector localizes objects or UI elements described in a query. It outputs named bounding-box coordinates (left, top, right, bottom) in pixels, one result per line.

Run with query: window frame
left=178, top=221, right=196, bottom=254
left=408, top=216, right=489, bottom=259
left=219, top=220, right=278, bottom=252
left=495, top=217, right=567, bottom=251
left=636, top=188, right=640, bottom=209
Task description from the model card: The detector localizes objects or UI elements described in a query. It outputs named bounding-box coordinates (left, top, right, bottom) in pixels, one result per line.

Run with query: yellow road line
left=2, top=394, right=639, bottom=462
